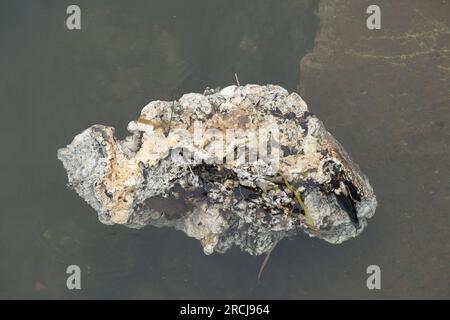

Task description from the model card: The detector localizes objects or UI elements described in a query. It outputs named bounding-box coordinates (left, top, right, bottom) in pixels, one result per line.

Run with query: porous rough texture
left=58, top=84, right=377, bottom=255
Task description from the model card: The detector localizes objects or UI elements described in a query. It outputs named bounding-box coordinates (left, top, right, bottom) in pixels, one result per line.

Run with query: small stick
left=257, top=239, right=280, bottom=283
left=234, top=73, right=241, bottom=86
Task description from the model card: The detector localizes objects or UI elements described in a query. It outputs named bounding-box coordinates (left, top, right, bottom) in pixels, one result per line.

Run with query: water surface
left=0, top=0, right=448, bottom=299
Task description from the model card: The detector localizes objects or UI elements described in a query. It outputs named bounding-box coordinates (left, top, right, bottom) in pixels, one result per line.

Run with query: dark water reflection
left=0, top=0, right=448, bottom=299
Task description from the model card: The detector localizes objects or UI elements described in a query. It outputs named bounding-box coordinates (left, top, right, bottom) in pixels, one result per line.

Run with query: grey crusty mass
left=58, top=84, right=377, bottom=255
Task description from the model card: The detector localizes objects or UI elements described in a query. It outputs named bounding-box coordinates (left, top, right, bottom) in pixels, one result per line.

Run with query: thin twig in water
left=234, top=73, right=241, bottom=86
left=257, top=239, right=280, bottom=283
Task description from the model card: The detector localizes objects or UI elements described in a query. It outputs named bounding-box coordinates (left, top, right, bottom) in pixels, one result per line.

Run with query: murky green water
left=0, top=0, right=449, bottom=299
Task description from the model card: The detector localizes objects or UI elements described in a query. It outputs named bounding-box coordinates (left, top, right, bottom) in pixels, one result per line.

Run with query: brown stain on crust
left=91, top=126, right=142, bottom=224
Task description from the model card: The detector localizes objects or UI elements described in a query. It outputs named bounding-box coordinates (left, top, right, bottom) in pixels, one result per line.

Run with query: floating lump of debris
left=57, top=84, right=377, bottom=255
